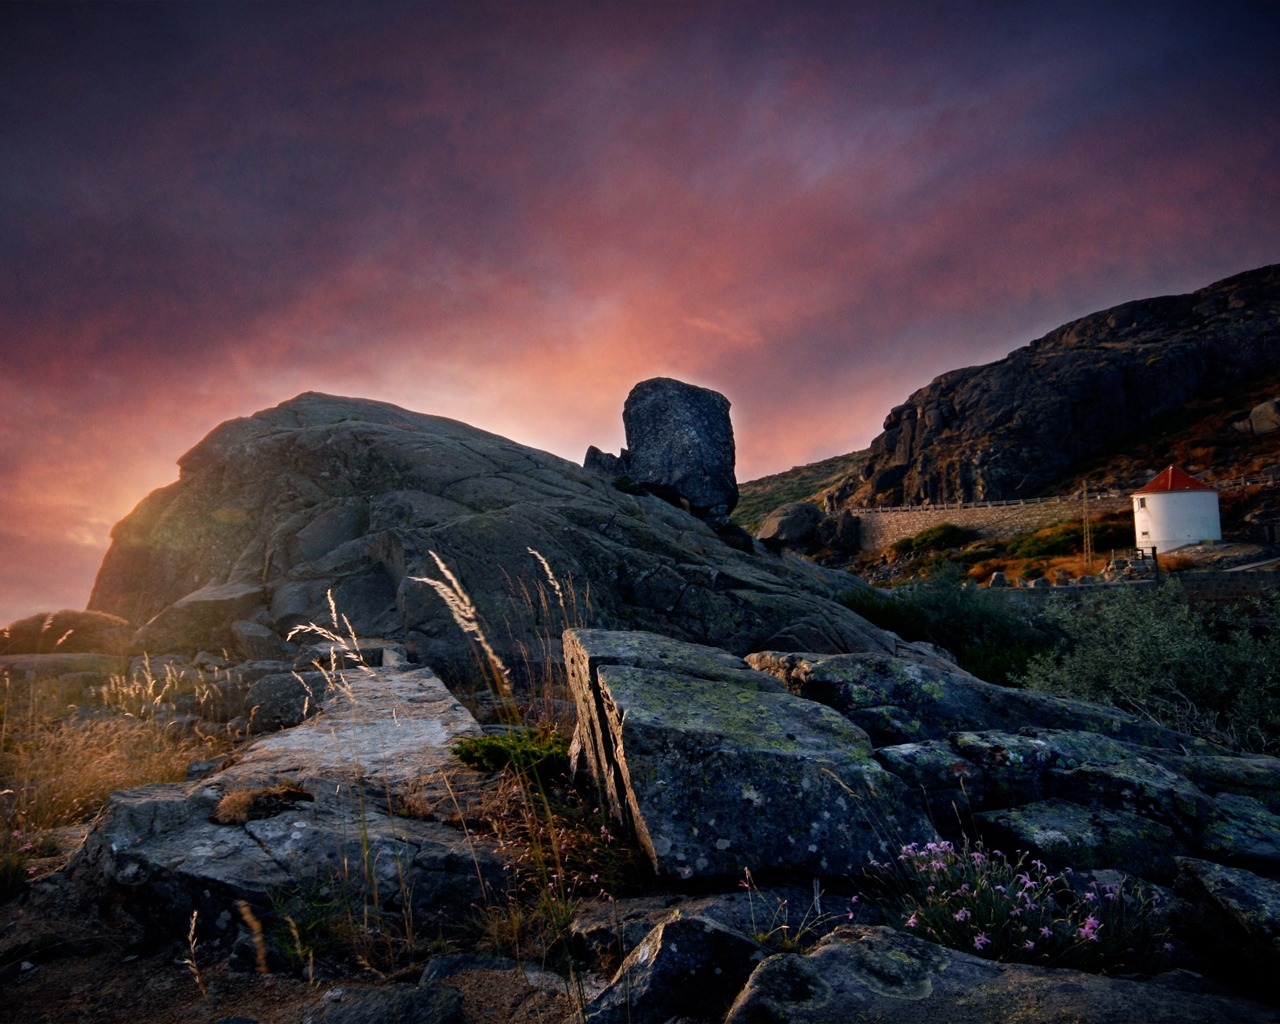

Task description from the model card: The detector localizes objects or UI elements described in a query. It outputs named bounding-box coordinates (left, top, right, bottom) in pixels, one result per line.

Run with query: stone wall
left=850, top=494, right=1134, bottom=553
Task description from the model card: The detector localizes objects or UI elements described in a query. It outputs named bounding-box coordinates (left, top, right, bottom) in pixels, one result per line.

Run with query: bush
left=1018, top=583, right=1280, bottom=753
left=862, top=837, right=1171, bottom=972
left=1006, top=514, right=1133, bottom=560
left=452, top=727, right=570, bottom=787
left=842, top=566, right=1056, bottom=686
left=890, top=523, right=977, bottom=559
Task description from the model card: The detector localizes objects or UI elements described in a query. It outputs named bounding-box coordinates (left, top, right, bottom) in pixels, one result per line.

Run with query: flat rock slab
left=565, top=629, right=931, bottom=880
left=748, top=650, right=1219, bottom=751
left=71, top=666, right=501, bottom=941
left=725, top=925, right=1280, bottom=1023
left=976, top=798, right=1182, bottom=881
left=1175, top=857, right=1280, bottom=998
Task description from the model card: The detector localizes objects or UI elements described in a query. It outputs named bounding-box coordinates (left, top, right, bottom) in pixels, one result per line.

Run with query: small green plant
left=740, top=867, right=851, bottom=953
left=452, top=728, right=569, bottom=786
left=862, top=838, right=1171, bottom=971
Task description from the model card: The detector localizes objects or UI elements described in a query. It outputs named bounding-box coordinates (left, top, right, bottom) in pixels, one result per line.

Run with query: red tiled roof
left=1132, top=465, right=1215, bottom=494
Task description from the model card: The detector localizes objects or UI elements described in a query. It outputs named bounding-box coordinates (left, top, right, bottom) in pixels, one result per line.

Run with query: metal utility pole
left=1082, top=481, right=1094, bottom=572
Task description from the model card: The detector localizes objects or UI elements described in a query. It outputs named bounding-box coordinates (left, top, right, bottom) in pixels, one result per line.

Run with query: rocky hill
left=7, top=385, right=1280, bottom=1022
left=83, top=390, right=905, bottom=676
left=742, top=263, right=1280, bottom=517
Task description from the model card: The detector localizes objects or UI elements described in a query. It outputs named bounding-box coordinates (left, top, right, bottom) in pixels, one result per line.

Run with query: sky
left=2, top=1, right=1279, bottom=626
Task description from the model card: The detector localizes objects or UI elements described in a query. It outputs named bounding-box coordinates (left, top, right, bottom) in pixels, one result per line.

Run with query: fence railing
left=848, top=492, right=1131, bottom=515
left=846, top=472, right=1280, bottom=515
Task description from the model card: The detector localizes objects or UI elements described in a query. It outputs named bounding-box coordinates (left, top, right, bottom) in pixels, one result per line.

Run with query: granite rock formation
left=84, top=392, right=894, bottom=671
left=586, top=377, right=738, bottom=520
left=821, top=263, right=1280, bottom=507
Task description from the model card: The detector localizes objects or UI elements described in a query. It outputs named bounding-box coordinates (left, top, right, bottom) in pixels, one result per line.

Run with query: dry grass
left=1, top=713, right=217, bottom=831
left=0, top=664, right=233, bottom=897
left=214, top=784, right=314, bottom=825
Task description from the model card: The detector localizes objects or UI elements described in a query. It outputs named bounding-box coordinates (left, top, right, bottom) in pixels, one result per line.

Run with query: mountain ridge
left=739, top=263, right=1280, bottom=526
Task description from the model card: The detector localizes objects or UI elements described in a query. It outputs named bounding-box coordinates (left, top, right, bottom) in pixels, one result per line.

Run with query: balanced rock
left=619, top=377, right=738, bottom=518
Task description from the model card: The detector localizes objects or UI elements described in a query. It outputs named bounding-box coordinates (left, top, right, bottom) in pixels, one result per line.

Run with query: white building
left=1131, top=465, right=1221, bottom=554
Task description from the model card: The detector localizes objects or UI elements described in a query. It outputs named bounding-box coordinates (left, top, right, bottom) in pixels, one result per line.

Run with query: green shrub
left=841, top=566, right=1056, bottom=686
left=862, top=837, right=1171, bottom=972
left=891, top=523, right=978, bottom=559
left=1018, top=583, right=1280, bottom=753
left=452, top=727, right=570, bottom=786
left=1006, top=514, right=1133, bottom=560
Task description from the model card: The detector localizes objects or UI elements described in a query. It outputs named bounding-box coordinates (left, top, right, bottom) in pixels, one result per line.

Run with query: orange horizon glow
left=2, top=2, right=1278, bottom=624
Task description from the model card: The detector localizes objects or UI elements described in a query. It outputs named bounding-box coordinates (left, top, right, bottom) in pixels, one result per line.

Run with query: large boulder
left=587, top=377, right=739, bottom=519
left=87, top=392, right=896, bottom=672
left=755, top=502, right=823, bottom=551
left=622, top=377, right=738, bottom=517
left=1234, top=397, right=1280, bottom=435
left=725, top=925, right=1280, bottom=1023
left=564, top=629, right=932, bottom=881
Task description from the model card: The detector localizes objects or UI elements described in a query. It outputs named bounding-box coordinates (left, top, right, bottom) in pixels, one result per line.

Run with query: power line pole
left=1082, top=480, right=1094, bottom=572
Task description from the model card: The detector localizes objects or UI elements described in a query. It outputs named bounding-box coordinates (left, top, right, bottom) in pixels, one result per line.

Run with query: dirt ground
left=1, top=861, right=585, bottom=1024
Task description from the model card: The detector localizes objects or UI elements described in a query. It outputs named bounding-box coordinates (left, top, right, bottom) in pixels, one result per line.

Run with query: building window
left=1138, top=497, right=1146, bottom=508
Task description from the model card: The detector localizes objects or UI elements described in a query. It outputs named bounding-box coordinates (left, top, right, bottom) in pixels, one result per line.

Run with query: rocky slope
left=84, top=391, right=908, bottom=679
left=744, top=263, right=1280, bottom=515
left=7, top=385, right=1280, bottom=1021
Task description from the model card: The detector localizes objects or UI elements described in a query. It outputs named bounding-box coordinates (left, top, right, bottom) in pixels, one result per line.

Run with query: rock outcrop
left=564, top=629, right=931, bottom=880
left=85, top=392, right=894, bottom=671
left=725, top=925, right=1279, bottom=1023
left=744, top=649, right=1279, bottom=883
left=820, top=263, right=1280, bottom=507
left=0, top=609, right=132, bottom=656
left=68, top=663, right=501, bottom=945
left=586, top=377, right=738, bottom=520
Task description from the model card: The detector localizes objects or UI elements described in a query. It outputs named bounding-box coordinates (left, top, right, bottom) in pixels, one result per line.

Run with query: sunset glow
left=2, top=1, right=1278, bottom=624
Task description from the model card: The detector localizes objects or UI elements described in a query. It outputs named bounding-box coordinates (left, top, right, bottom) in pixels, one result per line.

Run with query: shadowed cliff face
left=830, top=263, right=1280, bottom=508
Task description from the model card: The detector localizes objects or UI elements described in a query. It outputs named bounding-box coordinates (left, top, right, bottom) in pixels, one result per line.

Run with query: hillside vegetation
left=735, top=264, right=1280, bottom=563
